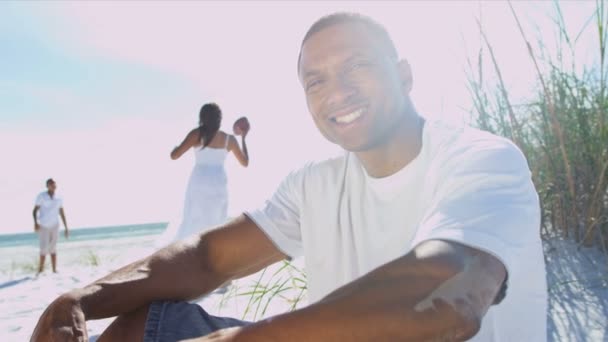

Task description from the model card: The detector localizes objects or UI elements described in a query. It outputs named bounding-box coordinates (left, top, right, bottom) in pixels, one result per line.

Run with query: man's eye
left=306, top=79, right=323, bottom=91
left=349, top=61, right=371, bottom=71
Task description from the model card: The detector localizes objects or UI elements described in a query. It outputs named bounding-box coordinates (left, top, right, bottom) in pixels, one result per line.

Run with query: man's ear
left=397, top=59, right=413, bottom=94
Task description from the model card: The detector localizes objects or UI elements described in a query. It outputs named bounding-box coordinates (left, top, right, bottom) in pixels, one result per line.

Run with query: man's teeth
left=334, top=109, right=362, bottom=124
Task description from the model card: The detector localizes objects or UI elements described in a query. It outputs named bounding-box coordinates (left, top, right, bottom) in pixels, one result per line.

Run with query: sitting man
left=31, top=12, right=546, bottom=342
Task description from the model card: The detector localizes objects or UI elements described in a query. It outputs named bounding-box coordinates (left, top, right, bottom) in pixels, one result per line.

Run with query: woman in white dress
left=167, top=103, right=249, bottom=243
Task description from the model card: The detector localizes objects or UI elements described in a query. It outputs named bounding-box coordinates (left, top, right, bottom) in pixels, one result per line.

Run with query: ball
left=233, top=117, right=250, bottom=136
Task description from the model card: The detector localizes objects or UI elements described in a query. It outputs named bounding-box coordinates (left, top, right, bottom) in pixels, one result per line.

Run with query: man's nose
left=324, top=77, right=357, bottom=109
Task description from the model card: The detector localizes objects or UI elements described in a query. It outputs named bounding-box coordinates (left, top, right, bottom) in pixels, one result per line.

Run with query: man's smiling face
left=298, top=21, right=412, bottom=152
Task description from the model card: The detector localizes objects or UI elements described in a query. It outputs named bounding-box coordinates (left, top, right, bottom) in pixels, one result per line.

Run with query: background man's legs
left=47, top=226, right=59, bottom=273
left=38, top=228, right=50, bottom=274
left=38, top=255, right=45, bottom=274
left=50, top=254, right=57, bottom=273
left=37, top=225, right=59, bottom=274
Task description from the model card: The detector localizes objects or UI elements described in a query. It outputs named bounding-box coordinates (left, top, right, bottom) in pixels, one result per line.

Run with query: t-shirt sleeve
left=35, top=193, right=43, bottom=206
left=411, top=138, right=540, bottom=279
left=245, top=167, right=306, bottom=258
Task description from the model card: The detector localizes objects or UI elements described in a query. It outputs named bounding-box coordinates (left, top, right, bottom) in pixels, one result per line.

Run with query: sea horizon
left=0, top=222, right=168, bottom=248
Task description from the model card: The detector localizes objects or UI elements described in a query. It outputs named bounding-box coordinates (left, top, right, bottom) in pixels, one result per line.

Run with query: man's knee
left=97, top=304, right=149, bottom=342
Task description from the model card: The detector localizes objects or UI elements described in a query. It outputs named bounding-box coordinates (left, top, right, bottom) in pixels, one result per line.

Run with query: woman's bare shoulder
left=188, top=127, right=200, bottom=137
left=187, top=128, right=201, bottom=145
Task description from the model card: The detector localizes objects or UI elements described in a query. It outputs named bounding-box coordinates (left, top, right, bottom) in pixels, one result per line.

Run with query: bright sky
left=0, top=1, right=598, bottom=234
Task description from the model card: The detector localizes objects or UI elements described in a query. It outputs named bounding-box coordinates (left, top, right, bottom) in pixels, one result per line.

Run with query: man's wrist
left=231, top=322, right=272, bottom=342
left=232, top=310, right=306, bottom=342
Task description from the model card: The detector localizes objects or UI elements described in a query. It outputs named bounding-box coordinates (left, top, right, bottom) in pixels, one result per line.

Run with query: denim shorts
left=143, top=300, right=250, bottom=342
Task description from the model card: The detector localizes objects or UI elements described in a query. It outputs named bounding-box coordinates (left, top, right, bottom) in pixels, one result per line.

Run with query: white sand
left=544, top=236, right=608, bottom=341
left=0, top=232, right=605, bottom=341
left=0, top=233, right=306, bottom=341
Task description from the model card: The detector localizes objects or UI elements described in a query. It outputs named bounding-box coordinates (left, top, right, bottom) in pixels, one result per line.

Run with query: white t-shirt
left=35, top=191, right=63, bottom=228
left=246, top=120, right=547, bottom=341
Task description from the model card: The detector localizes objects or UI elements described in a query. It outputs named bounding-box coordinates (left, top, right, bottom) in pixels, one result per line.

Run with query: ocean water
left=0, top=222, right=167, bottom=249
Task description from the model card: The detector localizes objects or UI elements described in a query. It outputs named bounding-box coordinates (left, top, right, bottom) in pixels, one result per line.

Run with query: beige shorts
left=38, top=225, right=59, bottom=255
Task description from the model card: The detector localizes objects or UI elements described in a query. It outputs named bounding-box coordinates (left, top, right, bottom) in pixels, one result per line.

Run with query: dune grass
left=9, top=258, right=38, bottom=276
left=214, top=260, right=307, bottom=321
left=466, top=0, right=608, bottom=257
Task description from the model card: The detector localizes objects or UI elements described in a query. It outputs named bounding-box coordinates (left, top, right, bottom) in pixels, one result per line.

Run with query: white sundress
left=159, top=135, right=231, bottom=246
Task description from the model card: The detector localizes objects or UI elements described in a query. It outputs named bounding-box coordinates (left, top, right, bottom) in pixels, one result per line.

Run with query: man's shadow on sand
left=0, top=276, right=31, bottom=289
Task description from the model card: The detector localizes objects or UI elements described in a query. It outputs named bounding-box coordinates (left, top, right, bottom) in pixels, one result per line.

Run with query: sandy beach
left=0, top=228, right=307, bottom=341
left=0, top=228, right=605, bottom=341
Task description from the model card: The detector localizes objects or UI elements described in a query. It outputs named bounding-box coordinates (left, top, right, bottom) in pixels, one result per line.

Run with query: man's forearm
left=234, top=241, right=504, bottom=341
left=72, top=236, right=227, bottom=320
left=33, top=208, right=38, bottom=225
left=60, top=213, right=68, bottom=230
left=235, top=258, right=465, bottom=341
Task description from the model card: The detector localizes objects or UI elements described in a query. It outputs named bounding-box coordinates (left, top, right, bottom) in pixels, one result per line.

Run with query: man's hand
left=34, top=223, right=40, bottom=232
left=181, top=327, right=243, bottom=342
left=31, top=294, right=88, bottom=342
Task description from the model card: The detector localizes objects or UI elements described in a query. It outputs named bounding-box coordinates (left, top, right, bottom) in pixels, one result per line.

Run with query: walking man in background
left=33, top=178, right=69, bottom=274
